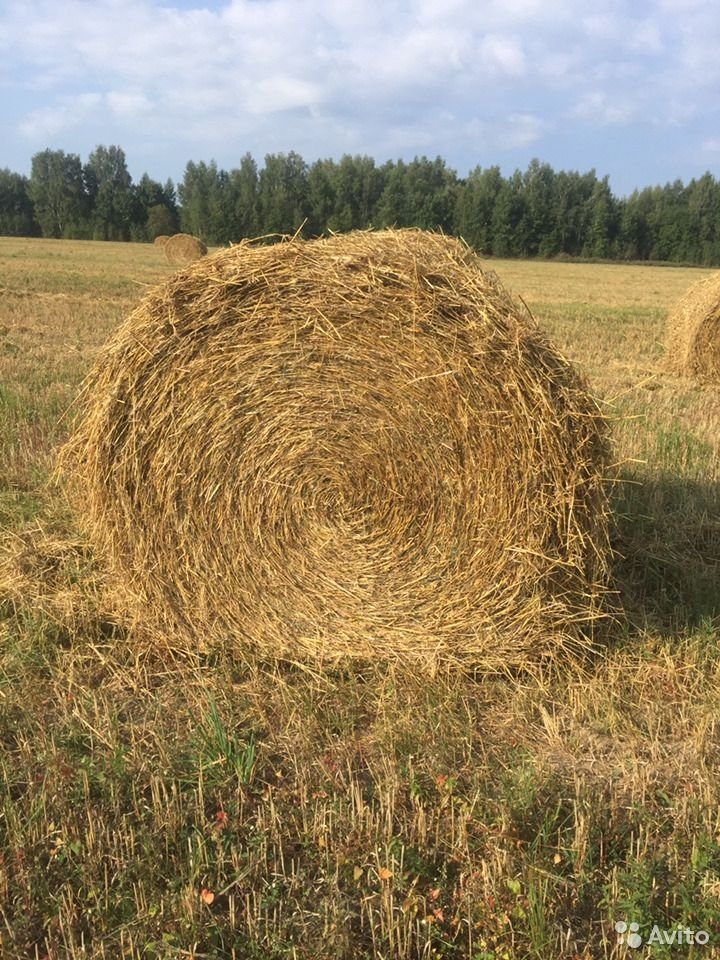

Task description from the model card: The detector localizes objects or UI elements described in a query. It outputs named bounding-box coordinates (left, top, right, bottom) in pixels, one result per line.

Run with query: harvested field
left=0, top=237, right=718, bottom=959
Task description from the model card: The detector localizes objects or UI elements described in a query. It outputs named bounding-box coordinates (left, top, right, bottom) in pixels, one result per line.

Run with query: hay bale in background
left=153, top=235, right=169, bottom=248
left=665, top=272, right=720, bottom=382
left=61, top=229, right=612, bottom=669
left=164, top=232, right=208, bottom=266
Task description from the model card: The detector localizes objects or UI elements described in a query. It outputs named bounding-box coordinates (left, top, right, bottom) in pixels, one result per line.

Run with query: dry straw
left=61, top=229, right=612, bottom=669
left=665, top=272, right=720, bottom=382
left=153, top=235, right=170, bottom=248
left=164, top=232, right=208, bottom=266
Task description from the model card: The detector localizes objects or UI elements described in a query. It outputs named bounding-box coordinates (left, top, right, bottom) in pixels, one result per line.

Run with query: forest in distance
left=3, top=144, right=720, bottom=265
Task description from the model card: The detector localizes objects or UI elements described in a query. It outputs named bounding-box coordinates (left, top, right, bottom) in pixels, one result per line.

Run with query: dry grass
left=164, top=232, right=208, bottom=265
left=60, top=230, right=612, bottom=669
left=665, top=271, right=720, bottom=382
left=0, top=237, right=719, bottom=958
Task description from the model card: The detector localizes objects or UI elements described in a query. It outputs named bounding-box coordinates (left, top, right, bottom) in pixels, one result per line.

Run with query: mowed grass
left=0, top=237, right=719, bottom=959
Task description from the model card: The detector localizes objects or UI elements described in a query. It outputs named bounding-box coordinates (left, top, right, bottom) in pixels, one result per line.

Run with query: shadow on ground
left=612, top=472, right=720, bottom=633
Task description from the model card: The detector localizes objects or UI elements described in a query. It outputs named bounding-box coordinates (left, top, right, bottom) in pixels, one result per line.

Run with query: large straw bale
left=665, top=272, right=720, bottom=382
left=153, top=235, right=169, bottom=248
left=61, top=229, right=612, bottom=669
left=164, top=232, right=207, bottom=265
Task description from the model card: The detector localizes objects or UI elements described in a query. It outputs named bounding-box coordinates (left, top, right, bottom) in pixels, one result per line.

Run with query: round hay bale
left=153, top=234, right=170, bottom=248
left=164, top=232, right=208, bottom=266
left=61, top=229, right=612, bottom=669
left=665, top=272, right=720, bottom=382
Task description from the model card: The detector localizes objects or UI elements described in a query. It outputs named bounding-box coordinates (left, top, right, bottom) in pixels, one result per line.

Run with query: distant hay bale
left=60, top=229, right=612, bottom=669
left=164, top=232, right=207, bottom=266
left=153, top=235, right=169, bottom=248
left=665, top=272, right=720, bottom=382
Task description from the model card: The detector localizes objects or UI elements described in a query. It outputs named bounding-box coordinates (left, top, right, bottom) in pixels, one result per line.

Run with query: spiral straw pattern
left=62, top=229, right=611, bottom=668
left=164, top=232, right=207, bottom=265
left=665, top=271, right=720, bottom=383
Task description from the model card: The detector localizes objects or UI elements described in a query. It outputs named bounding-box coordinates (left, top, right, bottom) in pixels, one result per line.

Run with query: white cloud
left=250, top=76, right=325, bottom=114
left=106, top=90, right=152, bottom=119
left=0, top=0, right=718, bottom=192
left=582, top=11, right=663, bottom=54
left=630, top=20, right=663, bottom=54
left=478, top=34, right=526, bottom=77
left=536, top=49, right=583, bottom=83
left=19, top=92, right=103, bottom=140
left=582, top=13, right=618, bottom=40
left=463, top=112, right=546, bottom=151
left=569, top=91, right=637, bottom=126
left=657, top=0, right=711, bottom=10
left=495, top=113, right=546, bottom=149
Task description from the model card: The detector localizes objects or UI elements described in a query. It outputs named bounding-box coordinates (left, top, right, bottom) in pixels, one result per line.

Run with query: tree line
left=3, top=145, right=720, bottom=264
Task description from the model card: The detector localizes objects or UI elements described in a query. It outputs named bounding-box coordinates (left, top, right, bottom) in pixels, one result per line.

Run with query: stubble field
left=0, top=237, right=718, bottom=959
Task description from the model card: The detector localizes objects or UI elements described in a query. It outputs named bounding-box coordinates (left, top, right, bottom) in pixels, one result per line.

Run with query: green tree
left=306, top=158, right=337, bottom=234
left=181, top=159, right=258, bottom=244
left=84, top=145, right=134, bottom=241
left=332, top=154, right=384, bottom=231
left=686, top=173, right=720, bottom=264
left=617, top=188, right=654, bottom=260
left=582, top=176, right=618, bottom=259
left=257, top=152, right=308, bottom=235
left=376, top=157, right=458, bottom=231
left=146, top=204, right=177, bottom=239
left=552, top=171, right=597, bottom=257
left=230, top=153, right=260, bottom=239
left=519, top=159, right=558, bottom=256
left=131, top=173, right=179, bottom=240
left=349, top=155, right=385, bottom=228
left=208, top=168, right=238, bottom=244
left=11, top=148, right=719, bottom=264
left=306, top=156, right=386, bottom=235
left=0, top=170, right=38, bottom=236
left=28, top=149, right=87, bottom=238
left=375, top=160, right=411, bottom=227
left=455, top=165, right=503, bottom=253
left=491, top=171, right=526, bottom=256
left=178, top=161, right=216, bottom=240
left=404, top=156, right=458, bottom=231
left=645, top=181, right=688, bottom=262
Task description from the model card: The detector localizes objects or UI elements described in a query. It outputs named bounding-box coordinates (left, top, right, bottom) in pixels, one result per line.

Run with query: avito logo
left=614, top=920, right=710, bottom=948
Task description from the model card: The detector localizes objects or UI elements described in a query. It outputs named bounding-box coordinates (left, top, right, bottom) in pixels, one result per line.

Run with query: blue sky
left=1, top=0, right=719, bottom=196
